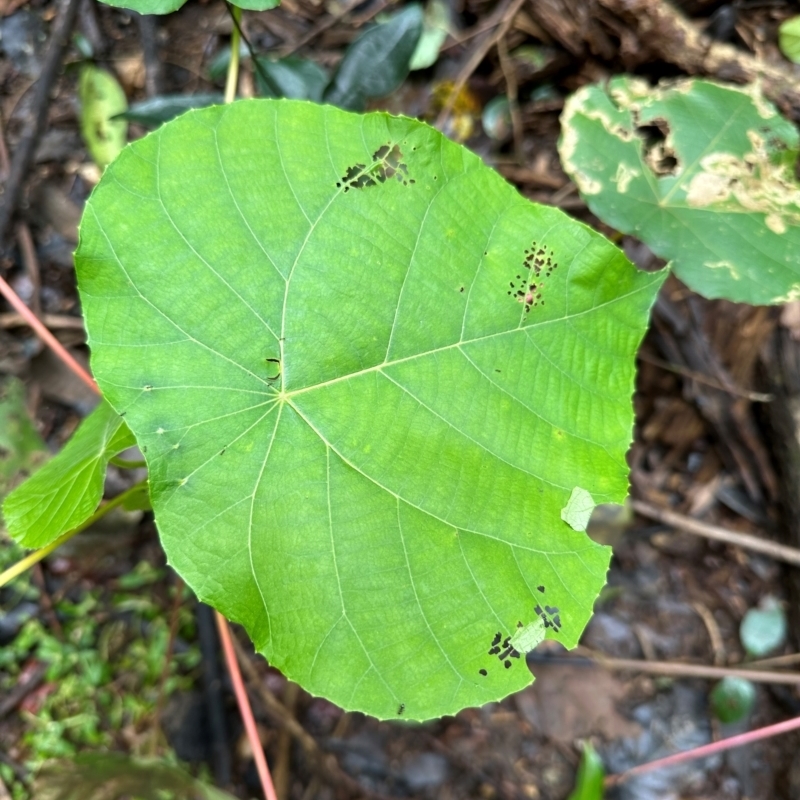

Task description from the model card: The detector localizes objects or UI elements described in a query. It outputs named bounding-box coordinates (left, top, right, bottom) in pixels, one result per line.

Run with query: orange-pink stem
left=215, top=611, right=279, bottom=800
left=607, top=713, right=800, bottom=785
left=0, top=272, right=98, bottom=393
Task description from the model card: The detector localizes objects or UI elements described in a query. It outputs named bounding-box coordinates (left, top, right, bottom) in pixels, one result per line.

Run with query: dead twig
left=0, top=0, right=82, bottom=243
left=691, top=601, right=725, bottom=666
left=597, top=0, right=800, bottom=114
left=274, top=681, right=299, bottom=800
left=136, top=13, right=163, bottom=98
left=631, top=499, right=800, bottom=567
left=435, top=0, right=526, bottom=129
left=496, top=35, right=523, bottom=162
left=582, top=649, right=800, bottom=685
left=637, top=351, right=773, bottom=403
left=279, top=0, right=363, bottom=57
left=16, top=223, right=41, bottom=318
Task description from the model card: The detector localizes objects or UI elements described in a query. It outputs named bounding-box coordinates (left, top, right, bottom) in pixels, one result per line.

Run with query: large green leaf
left=75, top=100, right=663, bottom=720
left=560, top=77, right=800, bottom=304
left=2, top=400, right=135, bottom=548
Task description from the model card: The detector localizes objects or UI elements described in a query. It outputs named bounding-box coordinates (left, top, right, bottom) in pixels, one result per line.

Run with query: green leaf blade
left=559, top=77, right=800, bottom=305
left=76, top=100, right=663, bottom=720
left=2, top=400, right=135, bottom=548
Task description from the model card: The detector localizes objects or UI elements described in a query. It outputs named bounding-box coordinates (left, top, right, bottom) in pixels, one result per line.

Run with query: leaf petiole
left=224, top=4, right=242, bottom=104
left=109, top=456, right=147, bottom=469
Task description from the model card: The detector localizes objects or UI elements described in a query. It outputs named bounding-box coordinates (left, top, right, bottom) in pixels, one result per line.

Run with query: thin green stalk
left=0, top=479, right=148, bottom=589
left=225, top=4, right=279, bottom=96
left=109, top=456, right=147, bottom=469
left=224, top=4, right=242, bottom=104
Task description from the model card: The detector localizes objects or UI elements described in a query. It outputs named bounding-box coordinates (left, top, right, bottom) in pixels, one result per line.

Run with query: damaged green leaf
left=559, top=77, right=800, bottom=304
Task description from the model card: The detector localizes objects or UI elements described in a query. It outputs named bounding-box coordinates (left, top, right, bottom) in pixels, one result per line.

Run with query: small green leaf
left=567, top=742, right=605, bottom=800
left=561, top=487, right=596, bottom=532
left=78, top=65, right=128, bottom=169
left=254, top=56, right=329, bottom=101
left=75, top=100, right=664, bottom=721
left=230, top=0, right=279, bottom=9
left=2, top=400, right=135, bottom=548
left=510, top=618, right=545, bottom=653
left=117, top=93, right=223, bottom=128
left=0, top=377, right=47, bottom=504
left=409, top=0, right=450, bottom=71
left=710, top=676, right=756, bottom=724
left=560, top=77, right=800, bottom=304
left=740, top=597, right=787, bottom=657
left=779, top=16, right=800, bottom=64
left=97, top=0, right=277, bottom=13
left=324, top=4, right=423, bottom=110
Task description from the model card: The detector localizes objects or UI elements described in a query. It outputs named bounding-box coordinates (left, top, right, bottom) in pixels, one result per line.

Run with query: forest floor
left=2, top=0, right=800, bottom=798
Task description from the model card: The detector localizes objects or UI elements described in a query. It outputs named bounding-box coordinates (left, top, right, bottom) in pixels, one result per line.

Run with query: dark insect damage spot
left=516, top=621, right=523, bottom=628
left=508, top=241, right=559, bottom=313
left=535, top=601, right=563, bottom=634
left=479, top=668, right=488, bottom=676
left=336, top=143, right=414, bottom=192
left=266, top=357, right=281, bottom=381
left=486, top=630, right=520, bottom=669
left=397, top=703, right=405, bottom=715
left=537, top=585, right=545, bottom=593
left=636, top=118, right=678, bottom=176
left=220, top=448, right=226, bottom=455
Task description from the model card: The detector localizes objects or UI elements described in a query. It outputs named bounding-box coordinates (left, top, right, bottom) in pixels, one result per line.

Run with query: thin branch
left=631, top=499, right=800, bottom=567
left=582, top=649, right=800, bottom=685
left=435, top=0, right=526, bottom=129
left=215, top=613, right=279, bottom=800
left=230, top=633, right=396, bottom=800
left=606, top=713, right=800, bottom=786
left=0, top=0, right=82, bottom=242
left=637, top=351, right=773, bottom=403
left=0, top=273, right=97, bottom=392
